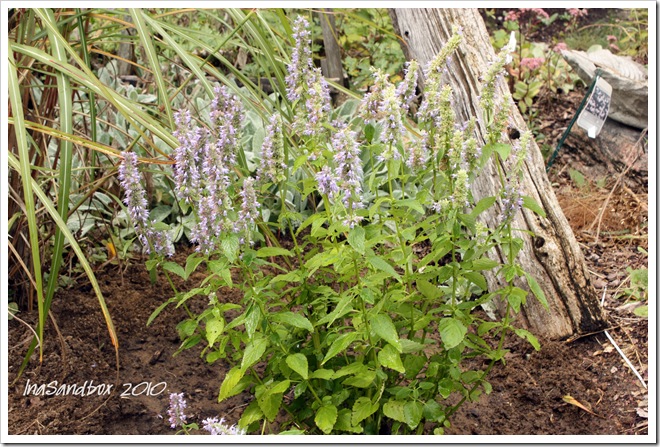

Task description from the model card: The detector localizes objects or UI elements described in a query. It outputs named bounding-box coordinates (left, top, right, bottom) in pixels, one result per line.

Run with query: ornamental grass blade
left=8, top=153, right=119, bottom=354
left=8, top=44, right=45, bottom=361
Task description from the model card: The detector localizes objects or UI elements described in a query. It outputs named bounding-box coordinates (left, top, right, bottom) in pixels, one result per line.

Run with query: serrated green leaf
left=161, top=261, right=185, bottom=279
left=238, top=400, right=263, bottom=428
left=416, top=279, right=441, bottom=300
left=342, top=370, right=377, bottom=388
left=514, top=328, right=541, bottom=351
left=423, top=399, right=444, bottom=422
left=222, top=234, right=240, bottom=262
left=352, top=397, right=379, bottom=426
left=242, top=336, right=268, bottom=370
left=404, top=401, right=423, bottom=429
left=347, top=226, right=366, bottom=255
left=331, top=362, right=366, bottom=379
left=378, top=344, right=405, bottom=373
left=471, top=196, right=497, bottom=217
left=184, top=254, right=205, bottom=280
left=286, top=353, right=308, bottom=380
left=463, top=271, right=488, bottom=291
left=335, top=409, right=364, bottom=433
left=255, top=380, right=289, bottom=422
left=322, top=332, right=359, bottom=365
left=315, top=404, right=338, bottom=434
left=367, top=255, right=401, bottom=281
left=218, top=366, right=245, bottom=402
left=205, top=318, right=224, bottom=345
left=271, top=311, right=314, bottom=332
left=256, top=246, right=294, bottom=258
left=522, top=195, right=547, bottom=218
left=438, top=318, right=467, bottom=349
left=270, top=271, right=302, bottom=284
left=309, top=368, right=335, bottom=380
left=524, top=271, right=548, bottom=310
left=371, top=313, right=402, bottom=352
left=471, top=257, right=499, bottom=271
left=400, top=338, right=426, bottom=354
left=383, top=400, right=406, bottom=423
left=395, top=198, right=425, bottom=214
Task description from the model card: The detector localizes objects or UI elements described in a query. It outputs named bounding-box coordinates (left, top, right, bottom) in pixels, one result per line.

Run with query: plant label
left=577, top=77, right=612, bottom=139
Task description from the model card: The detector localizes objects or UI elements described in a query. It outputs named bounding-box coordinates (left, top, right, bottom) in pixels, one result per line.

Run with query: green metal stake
left=546, top=68, right=604, bottom=172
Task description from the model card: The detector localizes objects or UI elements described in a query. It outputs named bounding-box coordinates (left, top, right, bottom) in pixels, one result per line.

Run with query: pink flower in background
left=505, top=10, right=520, bottom=21
left=520, top=57, right=545, bottom=71
left=553, top=42, right=568, bottom=53
left=609, top=43, right=620, bottom=52
left=567, top=8, right=589, bottom=18
left=505, top=8, right=549, bottom=21
left=607, top=35, right=618, bottom=42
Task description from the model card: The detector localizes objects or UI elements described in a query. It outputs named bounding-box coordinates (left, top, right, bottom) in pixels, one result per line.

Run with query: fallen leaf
left=562, top=395, right=602, bottom=418
left=636, top=408, right=649, bottom=418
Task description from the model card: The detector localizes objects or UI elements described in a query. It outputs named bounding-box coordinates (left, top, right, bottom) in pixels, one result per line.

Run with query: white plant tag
left=577, top=77, right=612, bottom=139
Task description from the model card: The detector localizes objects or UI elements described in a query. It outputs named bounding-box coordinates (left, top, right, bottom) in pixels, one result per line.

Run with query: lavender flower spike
left=118, top=152, right=174, bottom=257
left=257, top=113, right=286, bottom=184
left=167, top=392, right=188, bottom=429
left=202, top=417, right=246, bottom=435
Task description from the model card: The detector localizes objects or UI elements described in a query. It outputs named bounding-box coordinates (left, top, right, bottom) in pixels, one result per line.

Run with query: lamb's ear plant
left=126, top=18, right=548, bottom=435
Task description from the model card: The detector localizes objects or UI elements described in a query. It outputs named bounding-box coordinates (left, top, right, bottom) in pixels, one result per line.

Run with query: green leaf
left=463, top=271, right=488, bottom=291
left=278, top=429, right=306, bottom=435
left=322, top=332, right=359, bottom=365
left=161, top=261, right=185, bottom=279
left=218, top=366, right=245, bottom=402
left=347, top=226, right=366, bottom=255
left=522, top=195, right=547, bottom=218
left=383, top=400, right=406, bottom=423
left=242, top=336, right=269, bottom=370
left=285, top=353, right=308, bottom=380
left=147, top=296, right=176, bottom=326
left=514, top=328, right=541, bottom=351
left=316, top=293, right=354, bottom=327
left=309, top=369, right=335, bottom=380
left=271, top=311, right=314, bottom=332
left=471, top=257, right=499, bottom=271
left=335, top=409, right=364, bottom=434
left=471, top=196, right=497, bottom=217
left=416, top=279, right=441, bottom=300
left=395, top=198, right=425, bottom=214
left=423, top=399, right=444, bottom=422
left=332, top=362, right=366, bottom=379
left=205, top=318, right=224, bottom=345
left=222, top=234, right=240, bottom=262
left=484, top=142, right=511, bottom=162
left=403, top=354, right=427, bottom=378
left=315, top=404, right=338, bottom=434
left=176, top=319, right=197, bottom=339
left=438, top=318, right=467, bottom=349
left=255, top=380, right=290, bottom=422
left=404, top=401, right=424, bottom=429
left=342, top=370, right=377, bottom=388
left=378, top=344, right=405, bottom=373
left=238, top=400, right=263, bottom=428
left=184, top=254, right=205, bottom=280
left=366, top=255, right=401, bottom=281
left=270, top=271, right=302, bottom=284
left=352, top=397, right=379, bottom=426
left=400, top=339, right=427, bottom=354
left=634, top=305, right=648, bottom=317
left=371, top=313, right=402, bottom=352
left=256, top=246, right=294, bottom=258
left=507, top=287, right=528, bottom=313
left=524, top=272, right=549, bottom=310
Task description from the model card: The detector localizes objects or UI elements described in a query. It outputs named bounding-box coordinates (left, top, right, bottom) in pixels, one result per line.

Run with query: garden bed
left=7, top=151, right=649, bottom=435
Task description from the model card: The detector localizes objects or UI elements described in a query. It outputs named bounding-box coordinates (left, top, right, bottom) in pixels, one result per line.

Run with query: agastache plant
left=145, top=17, right=550, bottom=436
